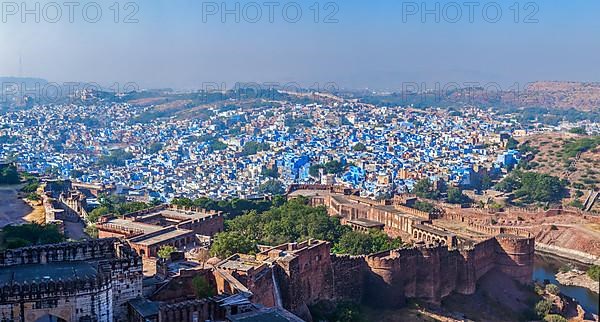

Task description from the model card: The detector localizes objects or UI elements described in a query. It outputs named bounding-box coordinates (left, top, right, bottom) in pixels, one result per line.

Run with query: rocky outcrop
left=556, top=271, right=599, bottom=294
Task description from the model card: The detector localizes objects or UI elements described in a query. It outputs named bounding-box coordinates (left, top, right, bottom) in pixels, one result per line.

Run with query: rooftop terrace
left=0, top=261, right=98, bottom=285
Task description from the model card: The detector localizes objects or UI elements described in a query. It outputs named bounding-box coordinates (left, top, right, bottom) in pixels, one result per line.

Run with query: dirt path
left=0, top=185, right=32, bottom=227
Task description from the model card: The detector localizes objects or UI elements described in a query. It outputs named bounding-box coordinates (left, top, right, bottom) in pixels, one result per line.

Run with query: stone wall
left=359, top=235, right=534, bottom=306
left=273, top=241, right=334, bottom=318
left=0, top=275, right=114, bottom=322
left=330, top=255, right=366, bottom=302
left=0, top=238, right=142, bottom=322
left=157, top=299, right=218, bottom=322
left=494, top=235, right=535, bottom=284
left=220, top=235, right=535, bottom=317
left=176, top=214, right=224, bottom=237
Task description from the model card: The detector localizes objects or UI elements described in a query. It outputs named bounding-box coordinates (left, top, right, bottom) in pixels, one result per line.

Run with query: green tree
left=208, top=140, right=227, bottom=151
left=116, top=201, right=153, bottom=215
left=352, top=143, right=367, bottom=152
left=310, top=301, right=365, bottom=322
left=412, top=179, right=441, bottom=199
left=97, top=149, right=134, bottom=167
left=85, top=225, right=99, bottom=238
left=87, top=206, right=111, bottom=224
left=70, top=169, right=85, bottom=179
left=334, top=230, right=402, bottom=255
left=447, top=187, right=471, bottom=204
left=259, top=179, right=285, bottom=195
left=535, top=300, right=552, bottom=318
left=261, top=166, right=279, bottom=178
left=21, top=181, right=40, bottom=193
left=506, top=137, right=519, bottom=150
left=241, top=141, right=270, bottom=156
left=157, top=245, right=177, bottom=259
left=309, top=164, right=324, bottom=177
left=413, top=201, right=435, bottom=213
left=0, top=224, right=65, bottom=249
left=0, top=165, right=20, bottom=185
left=324, top=160, right=345, bottom=174
left=496, top=171, right=567, bottom=204
left=221, top=198, right=347, bottom=247
left=568, top=127, right=587, bottom=135
left=192, top=275, right=215, bottom=299
left=26, top=193, right=40, bottom=201
left=210, top=231, right=256, bottom=258
left=480, top=173, right=493, bottom=190
left=333, top=231, right=373, bottom=255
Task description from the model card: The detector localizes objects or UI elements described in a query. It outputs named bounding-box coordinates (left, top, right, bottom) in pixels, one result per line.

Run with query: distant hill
left=0, top=77, right=48, bottom=87
left=516, top=81, right=600, bottom=112
left=357, top=81, right=600, bottom=112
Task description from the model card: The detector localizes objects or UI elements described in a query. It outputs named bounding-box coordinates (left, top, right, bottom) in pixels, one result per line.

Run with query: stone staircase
left=582, top=190, right=599, bottom=212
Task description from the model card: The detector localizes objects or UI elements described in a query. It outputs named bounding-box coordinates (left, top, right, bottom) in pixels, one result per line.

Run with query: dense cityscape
left=1, top=89, right=584, bottom=202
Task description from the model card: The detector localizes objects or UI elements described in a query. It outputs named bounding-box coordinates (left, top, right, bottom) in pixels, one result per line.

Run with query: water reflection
left=533, top=254, right=599, bottom=315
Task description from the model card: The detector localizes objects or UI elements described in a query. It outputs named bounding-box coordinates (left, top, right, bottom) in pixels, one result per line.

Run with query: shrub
left=535, top=300, right=552, bottom=318
left=413, top=201, right=435, bottom=213
left=26, top=193, right=40, bottom=201
left=534, top=284, right=545, bottom=296
left=157, top=245, right=177, bottom=259
left=21, top=181, right=40, bottom=193
left=192, top=275, right=215, bottom=299
left=587, top=265, right=600, bottom=282
left=544, top=314, right=568, bottom=322
left=352, top=143, right=367, bottom=152
left=0, top=223, right=65, bottom=249
left=85, top=225, right=99, bottom=238
left=545, top=284, right=560, bottom=295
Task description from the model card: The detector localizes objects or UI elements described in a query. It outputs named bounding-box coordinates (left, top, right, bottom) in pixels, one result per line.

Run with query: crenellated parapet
left=0, top=272, right=112, bottom=302
left=158, top=298, right=218, bottom=322
left=212, top=234, right=535, bottom=316
left=0, top=238, right=142, bottom=322
left=0, top=238, right=121, bottom=266
left=330, top=254, right=367, bottom=302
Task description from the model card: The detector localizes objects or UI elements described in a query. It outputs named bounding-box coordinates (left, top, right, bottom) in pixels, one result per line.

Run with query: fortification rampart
left=330, top=254, right=367, bottom=302
left=0, top=238, right=121, bottom=266
left=355, top=235, right=534, bottom=306
left=0, top=238, right=142, bottom=322
left=494, top=234, right=535, bottom=284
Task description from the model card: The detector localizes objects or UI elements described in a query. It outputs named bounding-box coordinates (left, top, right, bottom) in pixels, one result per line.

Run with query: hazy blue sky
left=1, top=0, right=599, bottom=90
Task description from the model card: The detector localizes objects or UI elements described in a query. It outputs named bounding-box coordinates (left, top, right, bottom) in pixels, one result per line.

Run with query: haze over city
left=2, top=0, right=600, bottom=89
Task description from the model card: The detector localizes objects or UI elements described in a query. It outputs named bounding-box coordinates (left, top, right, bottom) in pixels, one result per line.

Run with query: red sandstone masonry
left=220, top=235, right=535, bottom=317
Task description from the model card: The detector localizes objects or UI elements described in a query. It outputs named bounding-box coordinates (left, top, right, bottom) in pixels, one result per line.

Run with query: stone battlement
left=0, top=238, right=142, bottom=322
left=0, top=237, right=131, bottom=266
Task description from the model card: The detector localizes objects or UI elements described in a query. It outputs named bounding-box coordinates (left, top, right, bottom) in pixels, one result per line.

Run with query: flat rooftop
left=288, top=190, right=333, bottom=198
left=347, top=218, right=385, bottom=228
left=413, top=223, right=455, bottom=237
left=132, top=228, right=193, bottom=246
left=228, top=307, right=304, bottom=322
left=218, top=256, right=265, bottom=272
left=102, top=218, right=163, bottom=234
left=0, top=261, right=98, bottom=285
left=133, top=208, right=220, bottom=222
left=330, top=194, right=351, bottom=205
left=128, top=298, right=159, bottom=318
